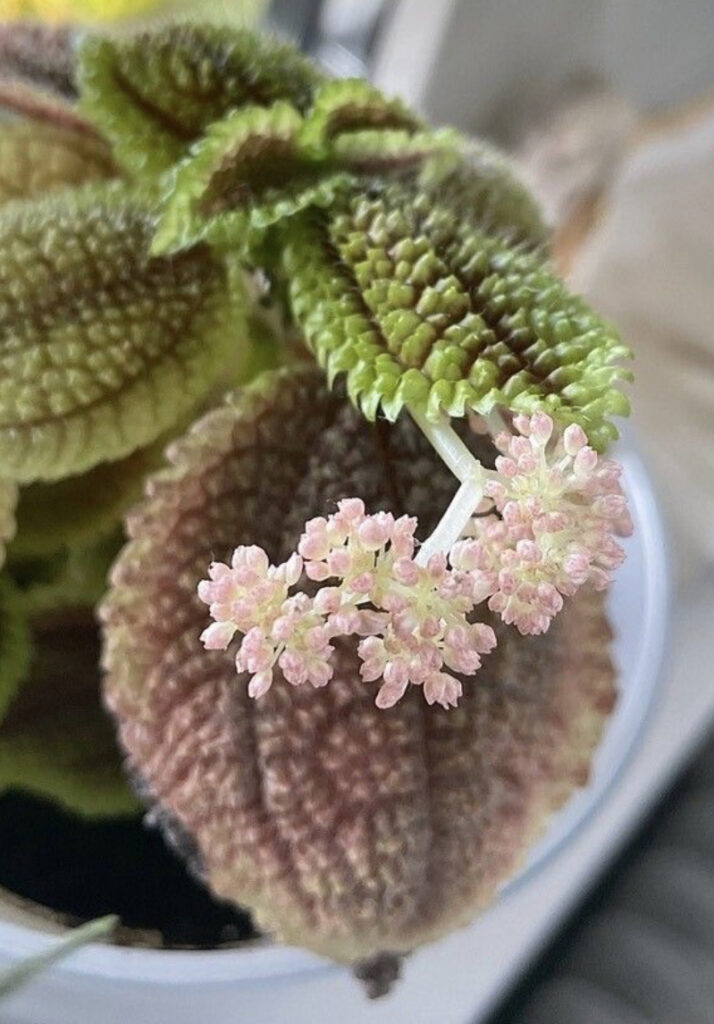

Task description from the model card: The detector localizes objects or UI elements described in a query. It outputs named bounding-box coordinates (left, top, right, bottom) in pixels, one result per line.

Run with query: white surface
left=0, top=442, right=673, bottom=1024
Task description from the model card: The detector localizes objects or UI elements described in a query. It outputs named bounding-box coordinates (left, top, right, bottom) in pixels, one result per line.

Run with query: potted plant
left=0, top=19, right=652, bottom=1021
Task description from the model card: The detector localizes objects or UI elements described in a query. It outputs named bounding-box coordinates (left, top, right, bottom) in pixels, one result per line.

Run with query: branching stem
left=408, top=406, right=493, bottom=565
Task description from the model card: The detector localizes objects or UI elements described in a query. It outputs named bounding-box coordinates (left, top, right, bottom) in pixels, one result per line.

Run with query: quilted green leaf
left=0, top=573, right=30, bottom=721
left=299, top=78, right=422, bottom=153
left=0, top=610, right=137, bottom=817
left=152, top=101, right=354, bottom=256
left=283, top=180, right=630, bottom=449
left=0, top=182, right=243, bottom=483
left=77, top=24, right=324, bottom=176
left=0, top=120, right=117, bottom=206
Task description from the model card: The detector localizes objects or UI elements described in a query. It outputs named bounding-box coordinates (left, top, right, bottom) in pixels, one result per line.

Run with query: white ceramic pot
left=0, top=440, right=669, bottom=1024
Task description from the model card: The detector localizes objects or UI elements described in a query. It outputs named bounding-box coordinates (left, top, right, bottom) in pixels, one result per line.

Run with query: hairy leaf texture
left=0, top=22, right=77, bottom=99
left=284, top=178, right=630, bottom=449
left=102, top=365, right=615, bottom=963
left=78, top=25, right=324, bottom=176
left=0, top=182, right=242, bottom=483
left=0, top=574, right=30, bottom=721
left=0, top=120, right=116, bottom=205
left=152, top=101, right=354, bottom=257
left=0, top=611, right=136, bottom=817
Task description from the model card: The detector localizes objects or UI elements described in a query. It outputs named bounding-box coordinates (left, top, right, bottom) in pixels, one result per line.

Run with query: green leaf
left=0, top=181, right=244, bottom=483
left=0, top=120, right=117, bottom=206
left=11, top=531, right=122, bottom=617
left=77, top=25, right=324, bottom=176
left=299, top=78, right=422, bottom=153
left=283, top=178, right=630, bottom=449
left=0, top=916, right=117, bottom=1001
left=0, top=573, right=31, bottom=722
left=0, top=610, right=137, bottom=817
left=152, top=101, right=355, bottom=256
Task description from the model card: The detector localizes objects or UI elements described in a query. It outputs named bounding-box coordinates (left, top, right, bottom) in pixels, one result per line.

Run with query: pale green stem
left=408, top=406, right=490, bottom=565
left=0, top=915, right=118, bottom=1001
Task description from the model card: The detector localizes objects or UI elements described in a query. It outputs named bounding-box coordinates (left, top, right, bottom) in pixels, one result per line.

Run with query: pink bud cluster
left=198, top=413, right=632, bottom=707
left=199, top=498, right=496, bottom=709
left=451, top=412, right=632, bottom=635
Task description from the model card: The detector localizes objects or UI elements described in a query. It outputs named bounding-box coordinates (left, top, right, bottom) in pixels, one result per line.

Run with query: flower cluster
left=199, top=413, right=632, bottom=706
left=199, top=498, right=496, bottom=709
left=451, top=412, right=632, bottom=635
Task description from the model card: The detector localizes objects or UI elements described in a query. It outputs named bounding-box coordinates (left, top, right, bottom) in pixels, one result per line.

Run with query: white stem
left=416, top=474, right=485, bottom=565
left=410, top=406, right=484, bottom=482
left=408, top=406, right=488, bottom=564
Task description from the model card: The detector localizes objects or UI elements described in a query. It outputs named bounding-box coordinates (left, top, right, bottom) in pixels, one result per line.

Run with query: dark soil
left=0, top=790, right=259, bottom=948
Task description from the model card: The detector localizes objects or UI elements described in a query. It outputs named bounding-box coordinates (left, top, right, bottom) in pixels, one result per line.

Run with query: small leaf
left=0, top=573, right=31, bottom=721
left=300, top=78, right=422, bottom=152
left=77, top=25, right=324, bottom=176
left=101, top=365, right=615, bottom=963
left=0, top=182, right=244, bottom=483
left=152, top=101, right=354, bottom=256
left=0, top=610, right=137, bottom=817
left=0, top=120, right=117, bottom=206
left=283, top=176, right=630, bottom=449
left=11, top=531, right=122, bottom=617
left=0, top=916, right=117, bottom=1001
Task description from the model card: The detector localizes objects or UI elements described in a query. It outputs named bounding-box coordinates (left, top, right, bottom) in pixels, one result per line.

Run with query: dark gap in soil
left=0, top=790, right=259, bottom=949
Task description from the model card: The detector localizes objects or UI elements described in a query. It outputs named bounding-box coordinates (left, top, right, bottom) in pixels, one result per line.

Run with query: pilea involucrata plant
left=0, top=20, right=632, bottom=992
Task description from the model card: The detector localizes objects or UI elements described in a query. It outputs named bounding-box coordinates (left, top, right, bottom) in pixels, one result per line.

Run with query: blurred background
left=2, top=2, right=714, bottom=1022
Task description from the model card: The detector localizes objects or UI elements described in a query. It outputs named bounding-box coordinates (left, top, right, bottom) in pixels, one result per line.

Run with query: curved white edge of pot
left=0, top=430, right=670, bottom=1012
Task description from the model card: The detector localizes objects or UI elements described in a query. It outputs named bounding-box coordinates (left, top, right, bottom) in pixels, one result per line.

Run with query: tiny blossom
left=199, top=498, right=497, bottom=709
left=452, top=412, right=632, bottom=635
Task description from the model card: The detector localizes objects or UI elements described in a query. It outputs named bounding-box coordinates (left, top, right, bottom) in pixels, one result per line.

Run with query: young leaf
left=0, top=120, right=117, bottom=206
left=299, top=78, right=422, bottom=153
left=152, top=101, right=354, bottom=257
left=101, top=364, right=615, bottom=964
left=77, top=25, right=324, bottom=176
left=283, top=179, right=630, bottom=449
left=0, top=573, right=31, bottom=721
left=0, top=916, right=117, bottom=1002
left=0, top=611, right=137, bottom=817
left=0, top=182, right=244, bottom=483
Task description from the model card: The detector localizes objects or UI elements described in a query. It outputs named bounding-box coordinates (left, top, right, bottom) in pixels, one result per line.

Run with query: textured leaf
left=102, top=365, right=615, bottom=963
left=0, top=182, right=243, bottom=483
left=0, top=611, right=137, bottom=817
left=152, top=101, right=354, bottom=256
left=77, top=25, right=324, bottom=176
left=0, top=573, right=30, bottom=721
left=0, top=22, right=77, bottom=99
left=0, top=120, right=116, bottom=205
left=284, top=180, right=630, bottom=449
left=299, top=78, right=422, bottom=152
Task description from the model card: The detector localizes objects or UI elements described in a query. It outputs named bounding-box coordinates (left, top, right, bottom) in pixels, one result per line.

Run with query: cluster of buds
left=199, top=412, right=631, bottom=707
left=452, top=412, right=632, bottom=635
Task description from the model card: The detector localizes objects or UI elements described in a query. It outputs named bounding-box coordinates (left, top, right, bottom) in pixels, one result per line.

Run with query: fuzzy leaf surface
left=0, top=182, right=242, bottom=483
left=77, top=25, right=324, bottom=176
left=284, top=179, right=630, bottom=448
left=102, top=365, right=615, bottom=962
left=0, top=611, right=136, bottom=817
